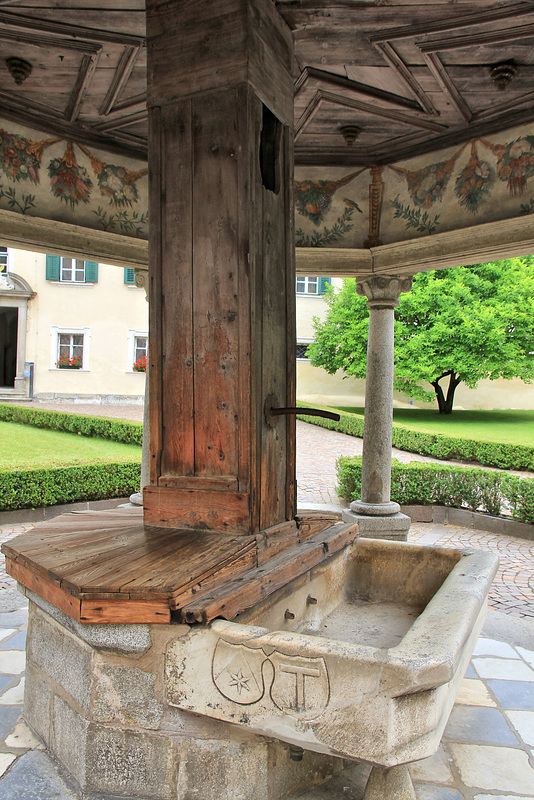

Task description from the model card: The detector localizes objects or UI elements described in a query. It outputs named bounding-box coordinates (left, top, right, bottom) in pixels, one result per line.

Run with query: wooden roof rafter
left=0, top=8, right=146, bottom=158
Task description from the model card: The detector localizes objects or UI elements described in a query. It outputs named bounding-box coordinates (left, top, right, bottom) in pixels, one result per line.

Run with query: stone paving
left=0, top=406, right=532, bottom=797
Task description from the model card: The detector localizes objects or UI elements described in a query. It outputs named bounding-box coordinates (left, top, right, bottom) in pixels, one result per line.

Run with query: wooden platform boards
left=2, top=507, right=358, bottom=624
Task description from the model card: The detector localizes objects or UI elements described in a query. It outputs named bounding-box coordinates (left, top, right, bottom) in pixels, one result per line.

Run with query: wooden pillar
left=144, top=0, right=295, bottom=535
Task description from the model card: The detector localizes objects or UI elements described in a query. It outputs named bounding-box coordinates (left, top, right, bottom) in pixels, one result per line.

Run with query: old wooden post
left=144, top=0, right=295, bottom=535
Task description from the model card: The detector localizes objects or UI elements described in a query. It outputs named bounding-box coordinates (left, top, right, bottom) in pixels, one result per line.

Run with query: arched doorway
left=0, top=268, right=35, bottom=398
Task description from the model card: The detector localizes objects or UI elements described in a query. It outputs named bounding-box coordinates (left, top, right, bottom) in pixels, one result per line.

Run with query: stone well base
left=22, top=590, right=344, bottom=800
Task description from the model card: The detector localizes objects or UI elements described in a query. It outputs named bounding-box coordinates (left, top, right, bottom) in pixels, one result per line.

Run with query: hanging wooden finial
left=340, top=126, right=361, bottom=146
left=6, top=57, right=32, bottom=85
left=490, top=61, right=517, bottom=91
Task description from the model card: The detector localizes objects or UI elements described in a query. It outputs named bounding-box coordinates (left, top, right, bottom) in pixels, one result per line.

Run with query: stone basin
left=166, top=537, right=499, bottom=769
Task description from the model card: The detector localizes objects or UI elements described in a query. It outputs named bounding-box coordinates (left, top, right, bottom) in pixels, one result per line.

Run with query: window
left=297, top=342, right=310, bottom=361
left=124, top=268, right=136, bottom=284
left=296, top=276, right=331, bottom=295
left=50, top=326, right=90, bottom=370
left=0, top=247, right=8, bottom=274
left=45, top=255, right=98, bottom=283
left=61, top=258, right=86, bottom=283
left=127, top=329, right=148, bottom=372
left=58, top=333, right=83, bottom=368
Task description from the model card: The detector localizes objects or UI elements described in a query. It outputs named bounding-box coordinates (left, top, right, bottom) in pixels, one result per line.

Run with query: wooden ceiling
left=1, top=1, right=534, bottom=165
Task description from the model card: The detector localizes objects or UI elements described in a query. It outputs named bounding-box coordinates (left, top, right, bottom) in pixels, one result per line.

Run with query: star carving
left=229, top=669, right=251, bottom=695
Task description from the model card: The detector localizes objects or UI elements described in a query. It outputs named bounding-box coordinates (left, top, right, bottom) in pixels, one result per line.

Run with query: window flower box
left=57, top=355, right=82, bottom=369
left=133, top=355, right=147, bottom=373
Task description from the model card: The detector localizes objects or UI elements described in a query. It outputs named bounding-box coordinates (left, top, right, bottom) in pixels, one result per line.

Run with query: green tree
left=308, top=258, right=534, bottom=414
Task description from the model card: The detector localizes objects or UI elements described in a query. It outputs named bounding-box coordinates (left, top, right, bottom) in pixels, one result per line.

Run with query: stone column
left=345, top=275, right=412, bottom=541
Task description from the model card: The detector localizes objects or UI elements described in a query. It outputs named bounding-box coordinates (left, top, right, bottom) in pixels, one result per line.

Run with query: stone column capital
left=357, top=275, right=412, bottom=309
left=134, top=267, right=149, bottom=300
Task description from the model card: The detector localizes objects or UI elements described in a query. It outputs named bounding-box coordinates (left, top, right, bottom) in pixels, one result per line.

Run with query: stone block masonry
left=22, top=602, right=341, bottom=800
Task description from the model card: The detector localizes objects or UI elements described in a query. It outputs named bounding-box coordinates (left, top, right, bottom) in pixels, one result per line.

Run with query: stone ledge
left=402, top=505, right=534, bottom=541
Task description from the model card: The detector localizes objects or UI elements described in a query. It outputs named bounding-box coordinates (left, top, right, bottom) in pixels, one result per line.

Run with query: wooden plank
left=191, top=88, right=240, bottom=481
left=296, top=511, right=342, bottom=541
left=148, top=102, right=163, bottom=485
left=144, top=485, right=251, bottom=534
left=121, top=540, right=256, bottom=594
left=256, top=519, right=299, bottom=566
left=159, top=99, right=195, bottom=479
left=158, top=476, right=239, bottom=491
left=236, top=82, right=255, bottom=510
left=58, top=530, right=196, bottom=594
left=179, top=521, right=358, bottom=623
left=6, top=558, right=81, bottom=622
left=61, top=529, right=254, bottom=594
left=284, top=119, right=296, bottom=522
left=168, top=546, right=257, bottom=609
left=80, top=599, right=170, bottom=624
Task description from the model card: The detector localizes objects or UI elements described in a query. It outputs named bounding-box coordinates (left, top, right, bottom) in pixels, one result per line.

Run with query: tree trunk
left=431, top=371, right=461, bottom=414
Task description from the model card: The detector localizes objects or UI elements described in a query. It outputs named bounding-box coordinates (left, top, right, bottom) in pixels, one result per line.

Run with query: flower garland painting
left=0, top=125, right=148, bottom=217
left=78, top=144, right=148, bottom=208
left=0, top=130, right=41, bottom=183
left=454, top=142, right=494, bottom=214
left=48, top=141, right=93, bottom=209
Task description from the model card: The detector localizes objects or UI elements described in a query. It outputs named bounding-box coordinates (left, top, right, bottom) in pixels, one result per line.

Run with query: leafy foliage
left=93, top=206, right=148, bottom=237
left=295, top=207, right=355, bottom=247
left=336, top=455, right=534, bottom=524
left=0, top=462, right=140, bottom=511
left=307, top=258, right=534, bottom=412
left=391, top=196, right=440, bottom=234
left=0, top=183, right=36, bottom=214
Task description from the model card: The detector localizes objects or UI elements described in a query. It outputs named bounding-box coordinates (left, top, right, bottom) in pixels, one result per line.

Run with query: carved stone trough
left=166, top=537, right=498, bottom=796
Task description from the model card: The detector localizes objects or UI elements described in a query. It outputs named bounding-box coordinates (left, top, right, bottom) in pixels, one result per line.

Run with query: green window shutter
left=124, top=268, right=135, bottom=284
left=318, top=277, right=331, bottom=294
left=85, top=262, right=98, bottom=283
left=45, top=255, right=60, bottom=281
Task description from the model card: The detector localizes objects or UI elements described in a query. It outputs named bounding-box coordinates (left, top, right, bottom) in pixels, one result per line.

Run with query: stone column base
left=22, top=594, right=344, bottom=800
left=342, top=510, right=410, bottom=541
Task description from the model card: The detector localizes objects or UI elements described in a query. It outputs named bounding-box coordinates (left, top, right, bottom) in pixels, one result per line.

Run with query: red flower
left=133, top=355, right=147, bottom=373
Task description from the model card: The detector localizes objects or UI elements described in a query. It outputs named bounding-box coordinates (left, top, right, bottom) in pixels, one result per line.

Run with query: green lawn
left=0, top=421, right=141, bottom=469
left=334, top=408, right=534, bottom=447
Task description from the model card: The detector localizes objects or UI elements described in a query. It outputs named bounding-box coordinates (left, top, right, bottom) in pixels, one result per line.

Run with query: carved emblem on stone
left=212, top=641, right=265, bottom=704
left=270, top=652, right=330, bottom=719
left=212, top=639, right=330, bottom=718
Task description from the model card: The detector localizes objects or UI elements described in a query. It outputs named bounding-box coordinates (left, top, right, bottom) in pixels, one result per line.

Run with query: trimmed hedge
left=0, top=462, right=141, bottom=512
left=0, top=403, right=142, bottom=446
left=337, top=456, right=534, bottom=525
left=297, top=402, right=534, bottom=472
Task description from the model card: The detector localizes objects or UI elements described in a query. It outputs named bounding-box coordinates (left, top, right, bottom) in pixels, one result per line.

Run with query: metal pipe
left=269, top=407, right=340, bottom=422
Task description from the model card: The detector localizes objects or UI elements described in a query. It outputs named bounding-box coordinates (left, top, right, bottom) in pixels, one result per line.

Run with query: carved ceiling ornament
left=5, top=57, right=32, bottom=85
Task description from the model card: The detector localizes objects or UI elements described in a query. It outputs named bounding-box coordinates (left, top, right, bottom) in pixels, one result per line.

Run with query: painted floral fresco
left=0, top=119, right=149, bottom=239
left=295, top=169, right=366, bottom=246
left=294, top=121, right=534, bottom=247
left=48, top=141, right=93, bottom=210
left=2, top=118, right=534, bottom=249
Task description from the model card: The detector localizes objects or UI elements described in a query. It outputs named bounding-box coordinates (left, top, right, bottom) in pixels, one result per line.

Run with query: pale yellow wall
left=297, top=362, right=534, bottom=411
left=296, top=277, right=534, bottom=411
left=9, top=248, right=148, bottom=399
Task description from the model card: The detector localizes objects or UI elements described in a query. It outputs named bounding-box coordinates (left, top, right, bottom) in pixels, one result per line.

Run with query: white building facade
left=0, top=247, right=148, bottom=403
